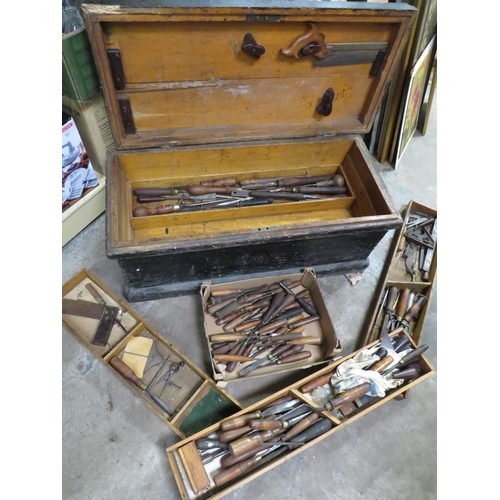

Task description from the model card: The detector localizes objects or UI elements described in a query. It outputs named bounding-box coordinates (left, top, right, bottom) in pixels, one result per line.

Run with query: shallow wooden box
left=201, top=269, right=342, bottom=384
left=360, top=200, right=437, bottom=349
left=62, top=269, right=242, bottom=438
left=166, top=330, right=434, bottom=499
left=81, top=1, right=416, bottom=301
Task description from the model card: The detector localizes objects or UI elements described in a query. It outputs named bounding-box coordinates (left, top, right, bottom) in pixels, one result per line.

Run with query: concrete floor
left=62, top=91, right=437, bottom=500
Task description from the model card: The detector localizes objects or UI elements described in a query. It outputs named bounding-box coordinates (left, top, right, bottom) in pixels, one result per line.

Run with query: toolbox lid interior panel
left=82, top=1, right=417, bottom=148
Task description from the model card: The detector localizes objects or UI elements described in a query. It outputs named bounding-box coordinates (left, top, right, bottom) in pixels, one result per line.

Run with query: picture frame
left=394, top=35, right=436, bottom=168
left=411, top=0, right=437, bottom=67
left=417, top=53, right=437, bottom=136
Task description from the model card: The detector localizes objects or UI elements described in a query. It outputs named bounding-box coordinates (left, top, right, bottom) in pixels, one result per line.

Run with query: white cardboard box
left=62, top=92, right=115, bottom=175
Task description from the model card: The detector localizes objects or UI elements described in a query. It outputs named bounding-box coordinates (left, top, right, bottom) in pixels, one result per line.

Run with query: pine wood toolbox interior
left=81, top=1, right=417, bottom=301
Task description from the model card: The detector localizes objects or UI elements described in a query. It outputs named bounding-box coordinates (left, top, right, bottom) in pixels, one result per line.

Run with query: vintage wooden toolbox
left=360, top=200, right=437, bottom=349
left=80, top=1, right=417, bottom=301
left=201, top=269, right=342, bottom=383
left=62, top=269, right=243, bottom=438
left=166, top=329, right=434, bottom=499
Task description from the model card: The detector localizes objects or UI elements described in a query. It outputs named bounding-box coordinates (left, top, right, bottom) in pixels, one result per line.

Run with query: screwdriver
left=133, top=197, right=271, bottom=217
left=278, top=282, right=318, bottom=316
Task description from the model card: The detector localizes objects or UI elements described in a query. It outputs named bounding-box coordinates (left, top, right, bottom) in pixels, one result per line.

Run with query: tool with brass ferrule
left=109, top=356, right=175, bottom=416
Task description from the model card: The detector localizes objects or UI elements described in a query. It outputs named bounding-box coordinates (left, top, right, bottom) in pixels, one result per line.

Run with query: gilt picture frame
left=394, top=35, right=436, bottom=168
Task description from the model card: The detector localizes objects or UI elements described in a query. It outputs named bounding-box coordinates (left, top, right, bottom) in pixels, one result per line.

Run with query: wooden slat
left=124, top=75, right=371, bottom=134
left=133, top=206, right=354, bottom=240
left=342, top=153, right=376, bottom=217
left=106, top=21, right=392, bottom=84
left=119, top=139, right=351, bottom=182
left=131, top=198, right=354, bottom=230
left=177, top=442, right=211, bottom=494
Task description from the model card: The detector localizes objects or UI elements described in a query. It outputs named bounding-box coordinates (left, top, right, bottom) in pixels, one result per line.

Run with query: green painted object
left=179, top=388, right=240, bottom=437
left=62, top=28, right=100, bottom=103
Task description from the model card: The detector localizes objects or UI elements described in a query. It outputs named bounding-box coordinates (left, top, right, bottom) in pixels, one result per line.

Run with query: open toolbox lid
left=81, top=0, right=417, bottom=149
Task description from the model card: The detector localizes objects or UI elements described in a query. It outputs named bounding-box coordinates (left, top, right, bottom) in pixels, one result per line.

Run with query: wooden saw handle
left=281, top=23, right=330, bottom=59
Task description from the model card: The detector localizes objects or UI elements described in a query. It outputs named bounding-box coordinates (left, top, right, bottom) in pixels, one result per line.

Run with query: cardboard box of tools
left=200, top=269, right=342, bottom=384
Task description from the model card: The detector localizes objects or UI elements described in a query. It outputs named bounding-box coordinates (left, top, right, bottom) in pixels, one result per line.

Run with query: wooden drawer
left=360, top=200, right=437, bottom=348
left=166, top=330, right=434, bottom=499
left=359, top=200, right=437, bottom=398
left=62, top=269, right=243, bottom=438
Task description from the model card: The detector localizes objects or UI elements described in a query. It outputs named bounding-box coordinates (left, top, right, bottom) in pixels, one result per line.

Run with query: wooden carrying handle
left=281, top=23, right=330, bottom=59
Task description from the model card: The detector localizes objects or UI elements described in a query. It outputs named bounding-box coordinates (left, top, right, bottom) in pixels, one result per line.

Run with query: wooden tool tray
left=360, top=200, right=437, bottom=349
left=166, top=330, right=434, bottom=499
left=111, top=135, right=393, bottom=246
left=200, top=269, right=342, bottom=383
left=62, top=269, right=243, bottom=438
left=81, top=1, right=416, bottom=301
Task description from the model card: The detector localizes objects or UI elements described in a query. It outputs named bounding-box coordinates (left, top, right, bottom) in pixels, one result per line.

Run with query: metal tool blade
left=238, top=357, right=269, bottom=377
left=261, top=399, right=300, bottom=417
left=62, top=298, right=105, bottom=319
left=144, top=341, right=165, bottom=374
left=91, top=306, right=118, bottom=346
left=377, top=315, right=394, bottom=351
left=276, top=404, right=312, bottom=421
left=314, top=42, right=388, bottom=67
